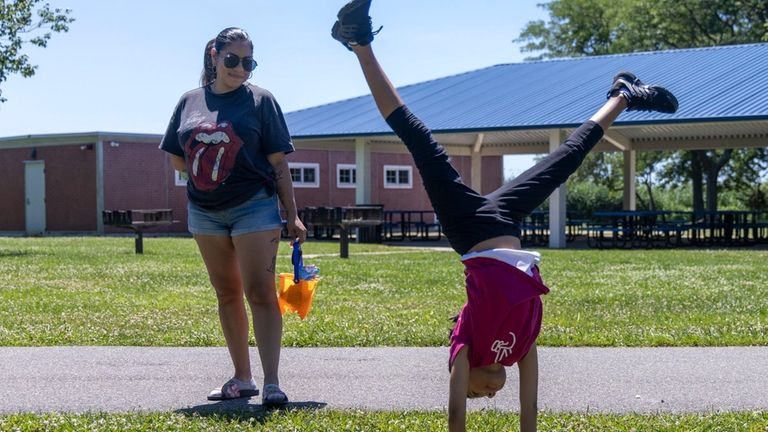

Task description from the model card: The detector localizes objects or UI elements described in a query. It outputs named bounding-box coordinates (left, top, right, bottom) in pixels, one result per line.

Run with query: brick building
left=0, top=132, right=500, bottom=234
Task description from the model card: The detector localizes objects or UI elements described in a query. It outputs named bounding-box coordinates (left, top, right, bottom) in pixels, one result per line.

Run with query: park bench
left=102, top=209, right=178, bottom=254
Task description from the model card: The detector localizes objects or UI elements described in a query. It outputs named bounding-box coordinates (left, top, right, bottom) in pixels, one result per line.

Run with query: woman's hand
left=286, top=215, right=307, bottom=245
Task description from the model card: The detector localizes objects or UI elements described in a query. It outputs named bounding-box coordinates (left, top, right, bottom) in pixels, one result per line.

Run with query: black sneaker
left=607, top=71, right=679, bottom=114
left=331, top=0, right=382, bottom=50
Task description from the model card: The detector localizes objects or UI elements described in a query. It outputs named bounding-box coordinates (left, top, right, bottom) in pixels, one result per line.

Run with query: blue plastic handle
left=291, top=241, right=302, bottom=283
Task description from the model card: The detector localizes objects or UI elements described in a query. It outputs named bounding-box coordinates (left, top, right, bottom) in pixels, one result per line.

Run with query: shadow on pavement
left=176, top=399, right=327, bottom=423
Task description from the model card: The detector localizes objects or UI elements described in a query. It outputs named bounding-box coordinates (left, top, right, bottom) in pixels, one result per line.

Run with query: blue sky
left=0, top=0, right=549, bottom=177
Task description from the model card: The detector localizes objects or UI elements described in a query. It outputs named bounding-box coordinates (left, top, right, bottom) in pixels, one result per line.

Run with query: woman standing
left=160, top=27, right=306, bottom=405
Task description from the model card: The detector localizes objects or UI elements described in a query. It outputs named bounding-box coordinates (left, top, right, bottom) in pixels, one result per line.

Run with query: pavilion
left=284, top=43, right=768, bottom=247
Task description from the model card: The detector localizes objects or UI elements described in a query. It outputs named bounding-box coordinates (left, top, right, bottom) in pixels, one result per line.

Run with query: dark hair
left=200, top=27, right=254, bottom=87
left=448, top=314, right=459, bottom=339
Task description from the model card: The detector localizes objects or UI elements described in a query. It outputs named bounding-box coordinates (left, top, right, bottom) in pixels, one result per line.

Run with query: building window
left=337, top=164, right=357, bottom=189
left=175, top=170, right=187, bottom=187
left=383, top=165, right=412, bottom=189
left=289, top=162, right=320, bottom=188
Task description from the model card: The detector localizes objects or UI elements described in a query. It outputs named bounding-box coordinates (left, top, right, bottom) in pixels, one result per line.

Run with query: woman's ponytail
left=200, top=38, right=216, bottom=87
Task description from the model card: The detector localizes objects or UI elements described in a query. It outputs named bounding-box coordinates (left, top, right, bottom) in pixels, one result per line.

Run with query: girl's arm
left=267, top=151, right=307, bottom=244
left=448, top=347, right=470, bottom=432
left=517, top=342, right=539, bottom=432
left=169, top=154, right=186, bottom=173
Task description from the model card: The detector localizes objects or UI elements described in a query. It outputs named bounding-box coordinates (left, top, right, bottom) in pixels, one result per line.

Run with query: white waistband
left=460, top=248, right=541, bottom=276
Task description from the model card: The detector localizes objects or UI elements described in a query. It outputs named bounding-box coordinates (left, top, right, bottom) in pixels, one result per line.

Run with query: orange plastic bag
left=276, top=242, right=319, bottom=320
left=277, top=273, right=318, bottom=319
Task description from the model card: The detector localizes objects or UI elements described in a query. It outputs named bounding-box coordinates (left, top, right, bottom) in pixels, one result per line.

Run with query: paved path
left=1, top=347, right=766, bottom=415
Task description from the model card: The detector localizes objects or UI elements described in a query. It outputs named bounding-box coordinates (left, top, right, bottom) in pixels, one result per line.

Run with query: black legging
left=385, top=105, right=605, bottom=255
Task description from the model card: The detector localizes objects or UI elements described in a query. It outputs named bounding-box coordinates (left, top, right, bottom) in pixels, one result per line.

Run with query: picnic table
left=102, top=209, right=178, bottom=254
left=382, top=210, right=442, bottom=241
left=302, top=205, right=384, bottom=258
left=588, top=210, right=685, bottom=248
left=520, top=211, right=588, bottom=246
left=586, top=209, right=768, bottom=248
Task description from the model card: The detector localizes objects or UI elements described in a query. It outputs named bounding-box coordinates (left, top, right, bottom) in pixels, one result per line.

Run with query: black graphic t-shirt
left=160, top=83, right=294, bottom=210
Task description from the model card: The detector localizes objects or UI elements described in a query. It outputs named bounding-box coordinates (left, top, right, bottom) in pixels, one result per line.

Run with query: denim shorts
left=187, top=189, right=284, bottom=237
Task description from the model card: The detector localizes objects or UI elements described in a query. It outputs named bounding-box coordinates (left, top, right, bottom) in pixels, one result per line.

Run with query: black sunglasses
left=222, top=53, right=258, bottom=72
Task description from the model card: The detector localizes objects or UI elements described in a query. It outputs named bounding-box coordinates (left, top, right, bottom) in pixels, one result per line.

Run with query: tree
left=635, top=151, right=672, bottom=211
left=723, top=147, right=768, bottom=210
left=516, top=0, right=768, bottom=211
left=567, top=151, right=623, bottom=191
left=517, top=0, right=768, bottom=59
left=0, top=1, right=74, bottom=103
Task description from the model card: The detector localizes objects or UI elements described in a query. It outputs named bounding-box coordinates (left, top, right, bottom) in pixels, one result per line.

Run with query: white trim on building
left=336, top=163, right=357, bottom=189
left=289, top=162, right=320, bottom=188
left=383, top=165, right=412, bottom=189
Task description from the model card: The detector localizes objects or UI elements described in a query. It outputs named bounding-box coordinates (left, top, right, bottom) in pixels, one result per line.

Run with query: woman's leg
left=194, top=235, right=252, bottom=381
left=232, top=230, right=283, bottom=388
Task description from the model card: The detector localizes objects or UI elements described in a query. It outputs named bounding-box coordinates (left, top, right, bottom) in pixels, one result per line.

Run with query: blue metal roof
left=285, top=43, right=768, bottom=138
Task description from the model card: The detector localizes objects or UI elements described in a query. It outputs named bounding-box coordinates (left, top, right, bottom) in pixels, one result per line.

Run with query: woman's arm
left=517, top=342, right=539, bottom=432
left=266, top=151, right=307, bottom=244
left=169, top=154, right=186, bottom=173
left=448, top=347, right=470, bottom=432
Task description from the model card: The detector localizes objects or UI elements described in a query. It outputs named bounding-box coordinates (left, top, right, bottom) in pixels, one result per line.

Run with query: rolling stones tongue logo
left=184, top=122, right=243, bottom=192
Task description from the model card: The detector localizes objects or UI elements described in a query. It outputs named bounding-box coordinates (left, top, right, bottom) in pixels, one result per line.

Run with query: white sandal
left=207, top=377, right=259, bottom=401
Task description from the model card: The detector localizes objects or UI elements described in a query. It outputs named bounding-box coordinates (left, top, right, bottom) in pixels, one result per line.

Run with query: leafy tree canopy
left=1, top=0, right=74, bottom=102
left=517, top=0, right=768, bottom=60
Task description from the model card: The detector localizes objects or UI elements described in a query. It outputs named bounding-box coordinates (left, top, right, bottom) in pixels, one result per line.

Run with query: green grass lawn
left=0, top=237, right=766, bottom=347
left=1, top=237, right=766, bottom=430
left=1, top=411, right=767, bottom=431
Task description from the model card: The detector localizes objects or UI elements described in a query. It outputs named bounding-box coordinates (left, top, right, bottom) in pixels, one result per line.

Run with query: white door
left=24, top=160, right=46, bottom=236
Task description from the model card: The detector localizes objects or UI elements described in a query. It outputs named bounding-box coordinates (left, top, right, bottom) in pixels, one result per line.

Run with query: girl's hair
left=448, top=314, right=459, bottom=339
left=200, top=27, right=254, bottom=87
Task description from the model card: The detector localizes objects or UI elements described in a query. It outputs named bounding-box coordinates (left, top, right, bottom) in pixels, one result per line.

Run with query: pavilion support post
left=355, top=137, right=371, bottom=204
left=548, top=129, right=567, bottom=248
left=470, top=133, right=485, bottom=193
left=623, top=150, right=636, bottom=210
